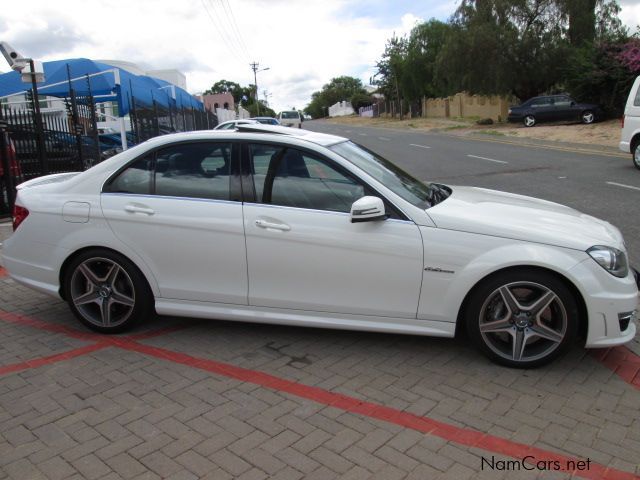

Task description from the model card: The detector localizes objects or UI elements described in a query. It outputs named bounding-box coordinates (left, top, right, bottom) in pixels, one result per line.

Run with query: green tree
left=350, top=93, right=374, bottom=111
left=204, top=79, right=254, bottom=105
left=405, top=20, right=452, bottom=99
left=305, top=76, right=367, bottom=118
left=437, top=0, right=567, bottom=100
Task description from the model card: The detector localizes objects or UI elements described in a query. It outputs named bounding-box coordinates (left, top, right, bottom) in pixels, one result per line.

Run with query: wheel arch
left=455, top=265, right=588, bottom=341
left=58, top=246, right=157, bottom=301
left=630, top=132, right=640, bottom=154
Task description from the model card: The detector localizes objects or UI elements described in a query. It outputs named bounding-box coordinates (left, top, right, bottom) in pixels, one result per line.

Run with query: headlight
left=587, top=246, right=628, bottom=278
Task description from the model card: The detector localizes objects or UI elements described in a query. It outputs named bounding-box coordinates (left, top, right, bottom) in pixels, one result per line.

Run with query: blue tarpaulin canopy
left=0, top=58, right=203, bottom=115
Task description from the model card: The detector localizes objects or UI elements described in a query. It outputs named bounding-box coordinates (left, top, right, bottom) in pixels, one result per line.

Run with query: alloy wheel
left=69, top=257, right=136, bottom=328
left=524, top=115, right=535, bottom=127
left=478, top=281, right=567, bottom=363
left=582, top=111, right=594, bottom=124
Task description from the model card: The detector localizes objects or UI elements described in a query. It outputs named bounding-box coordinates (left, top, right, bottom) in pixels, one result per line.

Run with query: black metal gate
left=0, top=82, right=217, bottom=218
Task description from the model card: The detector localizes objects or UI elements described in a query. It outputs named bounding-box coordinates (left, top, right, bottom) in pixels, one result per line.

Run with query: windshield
left=281, top=111, right=299, bottom=119
left=330, top=141, right=450, bottom=209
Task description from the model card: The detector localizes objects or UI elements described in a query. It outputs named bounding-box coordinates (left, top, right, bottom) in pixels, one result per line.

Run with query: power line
left=207, top=0, right=249, bottom=63
left=219, top=0, right=251, bottom=60
left=199, top=0, right=246, bottom=65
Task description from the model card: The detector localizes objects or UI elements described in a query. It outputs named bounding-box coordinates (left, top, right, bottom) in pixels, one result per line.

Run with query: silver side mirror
left=350, top=196, right=386, bottom=223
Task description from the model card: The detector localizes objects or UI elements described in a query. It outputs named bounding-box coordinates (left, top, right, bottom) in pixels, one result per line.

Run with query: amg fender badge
left=424, top=266, right=455, bottom=274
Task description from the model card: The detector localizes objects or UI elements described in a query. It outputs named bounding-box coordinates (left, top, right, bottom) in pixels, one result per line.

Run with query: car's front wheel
left=523, top=115, right=536, bottom=127
left=465, top=269, right=578, bottom=368
left=581, top=110, right=595, bottom=124
left=64, top=249, right=154, bottom=333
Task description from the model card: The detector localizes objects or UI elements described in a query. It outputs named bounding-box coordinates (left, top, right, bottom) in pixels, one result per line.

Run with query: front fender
left=417, top=227, right=587, bottom=323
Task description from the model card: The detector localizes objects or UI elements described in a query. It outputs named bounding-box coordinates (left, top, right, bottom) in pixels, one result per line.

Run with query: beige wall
left=423, top=92, right=513, bottom=122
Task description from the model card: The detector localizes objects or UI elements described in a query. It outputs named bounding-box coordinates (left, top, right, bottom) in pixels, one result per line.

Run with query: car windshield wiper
left=425, top=183, right=451, bottom=208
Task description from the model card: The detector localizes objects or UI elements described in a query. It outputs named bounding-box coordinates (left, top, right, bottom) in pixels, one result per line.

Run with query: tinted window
left=106, top=143, right=233, bottom=200
left=554, top=95, right=571, bottom=107
left=531, top=97, right=552, bottom=107
left=155, top=143, right=232, bottom=200
left=635, top=86, right=640, bottom=107
left=280, top=111, right=300, bottom=119
left=249, top=144, right=365, bottom=213
left=107, top=155, right=153, bottom=194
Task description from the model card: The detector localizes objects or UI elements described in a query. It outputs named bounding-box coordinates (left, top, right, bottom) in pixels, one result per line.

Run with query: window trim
left=102, top=140, right=242, bottom=202
left=240, top=140, right=410, bottom=221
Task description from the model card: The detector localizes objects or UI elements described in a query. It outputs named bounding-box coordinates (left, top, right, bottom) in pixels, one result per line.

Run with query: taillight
left=12, top=205, right=29, bottom=231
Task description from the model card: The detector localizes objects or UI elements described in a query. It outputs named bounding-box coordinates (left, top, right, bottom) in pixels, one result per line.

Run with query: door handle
left=255, top=219, right=290, bottom=231
left=124, top=204, right=155, bottom=215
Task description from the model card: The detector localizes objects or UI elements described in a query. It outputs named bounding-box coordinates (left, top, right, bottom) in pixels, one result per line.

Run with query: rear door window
left=105, top=142, right=234, bottom=201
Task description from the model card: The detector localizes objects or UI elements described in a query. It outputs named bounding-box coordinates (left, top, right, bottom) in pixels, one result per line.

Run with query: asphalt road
left=305, top=120, right=640, bottom=266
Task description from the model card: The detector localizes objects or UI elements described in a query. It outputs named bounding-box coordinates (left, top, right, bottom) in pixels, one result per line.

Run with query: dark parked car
left=507, top=94, right=602, bottom=127
left=250, top=117, right=280, bottom=125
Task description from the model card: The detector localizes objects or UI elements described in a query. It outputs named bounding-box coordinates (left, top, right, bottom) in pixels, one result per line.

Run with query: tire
left=63, top=249, right=154, bottom=333
left=523, top=115, right=536, bottom=127
left=633, top=142, right=640, bottom=171
left=581, top=110, right=595, bottom=124
left=464, top=269, right=578, bottom=368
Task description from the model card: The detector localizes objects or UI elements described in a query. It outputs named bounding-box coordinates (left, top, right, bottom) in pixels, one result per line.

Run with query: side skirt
left=155, top=299, right=456, bottom=337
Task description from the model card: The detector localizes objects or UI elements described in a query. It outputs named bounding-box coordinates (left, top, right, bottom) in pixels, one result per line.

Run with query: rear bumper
left=619, top=140, right=630, bottom=154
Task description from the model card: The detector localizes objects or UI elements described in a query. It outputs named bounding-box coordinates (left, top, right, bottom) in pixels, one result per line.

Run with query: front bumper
left=569, top=259, right=639, bottom=348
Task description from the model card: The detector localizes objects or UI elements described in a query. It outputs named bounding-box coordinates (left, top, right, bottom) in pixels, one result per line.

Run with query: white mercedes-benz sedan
left=3, top=124, right=638, bottom=367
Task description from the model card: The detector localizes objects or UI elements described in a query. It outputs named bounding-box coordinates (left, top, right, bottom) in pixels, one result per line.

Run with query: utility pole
left=250, top=62, right=269, bottom=116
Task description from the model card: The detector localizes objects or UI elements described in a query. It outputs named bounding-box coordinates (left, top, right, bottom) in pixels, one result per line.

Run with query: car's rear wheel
left=633, top=142, right=640, bottom=170
left=64, top=249, right=153, bottom=333
left=465, top=269, right=578, bottom=368
left=581, top=110, right=595, bottom=124
left=523, top=115, right=536, bottom=127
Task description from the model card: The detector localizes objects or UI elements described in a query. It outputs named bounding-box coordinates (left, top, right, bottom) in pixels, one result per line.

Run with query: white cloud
left=619, top=1, right=640, bottom=31
left=0, top=0, right=428, bottom=112
left=5, top=0, right=635, bottom=114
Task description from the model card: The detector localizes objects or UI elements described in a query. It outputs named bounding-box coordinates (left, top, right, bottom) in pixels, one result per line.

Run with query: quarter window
left=107, top=154, right=153, bottom=194
left=248, top=144, right=365, bottom=213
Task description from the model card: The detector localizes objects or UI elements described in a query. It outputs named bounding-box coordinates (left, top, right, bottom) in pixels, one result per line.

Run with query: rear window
left=281, top=111, right=300, bottom=119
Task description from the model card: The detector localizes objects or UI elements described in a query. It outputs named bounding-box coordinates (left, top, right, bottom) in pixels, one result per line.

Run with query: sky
left=1, top=0, right=639, bottom=114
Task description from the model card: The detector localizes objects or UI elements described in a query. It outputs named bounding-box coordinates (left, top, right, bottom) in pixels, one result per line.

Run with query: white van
left=278, top=110, right=303, bottom=128
left=620, top=75, right=640, bottom=170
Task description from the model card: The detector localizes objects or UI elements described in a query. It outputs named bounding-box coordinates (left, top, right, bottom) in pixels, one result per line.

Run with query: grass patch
left=478, top=130, right=506, bottom=136
left=443, top=125, right=467, bottom=131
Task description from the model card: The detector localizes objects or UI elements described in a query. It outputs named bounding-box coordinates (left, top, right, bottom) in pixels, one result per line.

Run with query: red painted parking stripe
left=127, top=324, right=191, bottom=340
left=0, top=310, right=102, bottom=341
left=0, top=310, right=187, bottom=343
left=121, top=341, right=639, bottom=480
left=0, top=310, right=638, bottom=479
left=0, top=343, right=107, bottom=376
left=592, top=346, right=640, bottom=389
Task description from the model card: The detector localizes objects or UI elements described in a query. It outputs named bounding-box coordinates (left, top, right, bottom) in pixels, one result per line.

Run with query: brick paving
left=0, top=222, right=639, bottom=479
